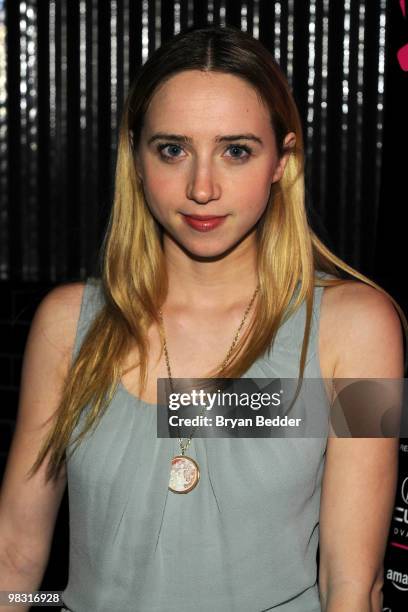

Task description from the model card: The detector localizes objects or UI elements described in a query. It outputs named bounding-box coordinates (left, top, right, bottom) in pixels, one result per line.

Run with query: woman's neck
left=163, top=234, right=259, bottom=310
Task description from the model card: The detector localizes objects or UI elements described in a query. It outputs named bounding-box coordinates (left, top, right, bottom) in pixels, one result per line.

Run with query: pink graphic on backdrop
left=391, top=541, right=408, bottom=551
left=398, top=0, right=408, bottom=70
left=397, top=45, right=408, bottom=70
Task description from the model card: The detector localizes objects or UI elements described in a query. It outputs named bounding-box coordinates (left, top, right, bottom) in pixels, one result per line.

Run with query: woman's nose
left=186, top=161, right=221, bottom=204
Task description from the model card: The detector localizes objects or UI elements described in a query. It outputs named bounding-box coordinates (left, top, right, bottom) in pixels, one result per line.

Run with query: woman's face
left=134, top=69, right=295, bottom=258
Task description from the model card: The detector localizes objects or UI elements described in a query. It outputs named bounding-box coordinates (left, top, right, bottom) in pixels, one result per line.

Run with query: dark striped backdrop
left=0, top=2, right=407, bottom=609
left=0, top=0, right=396, bottom=282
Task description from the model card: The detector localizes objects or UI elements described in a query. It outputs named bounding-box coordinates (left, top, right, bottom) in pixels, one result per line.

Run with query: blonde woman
left=0, top=26, right=406, bottom=612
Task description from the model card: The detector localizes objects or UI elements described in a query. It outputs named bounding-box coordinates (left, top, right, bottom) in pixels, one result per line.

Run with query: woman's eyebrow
left=147, top=132, right=264, bottom=145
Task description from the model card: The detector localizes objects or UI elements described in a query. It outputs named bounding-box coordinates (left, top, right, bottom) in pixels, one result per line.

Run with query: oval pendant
left=168, top=455, right=200, bottom=494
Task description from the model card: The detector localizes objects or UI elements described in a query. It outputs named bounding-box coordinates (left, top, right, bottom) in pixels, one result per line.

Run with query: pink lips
left=181, top=214, right=228, bottom=232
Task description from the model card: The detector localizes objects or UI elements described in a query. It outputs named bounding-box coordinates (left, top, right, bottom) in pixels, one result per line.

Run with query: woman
left=0, top=25, right=406, bottom=612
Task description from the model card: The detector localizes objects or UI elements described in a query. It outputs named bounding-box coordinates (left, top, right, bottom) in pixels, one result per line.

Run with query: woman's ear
left=271, top=132, right=296, bottom=184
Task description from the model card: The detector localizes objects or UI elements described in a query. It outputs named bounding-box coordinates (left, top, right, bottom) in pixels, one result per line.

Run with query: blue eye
left=225, top=145, right=252, bottom=159
left=157, top=144, right=183, bottom=159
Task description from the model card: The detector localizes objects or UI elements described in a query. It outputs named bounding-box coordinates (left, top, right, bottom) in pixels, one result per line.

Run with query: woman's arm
left=318, top=282, right=404, bottom=612
left=0, top=283, right=84, bottom=612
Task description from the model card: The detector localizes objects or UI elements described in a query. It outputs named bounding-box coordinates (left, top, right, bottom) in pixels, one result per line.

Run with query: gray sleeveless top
left=61, top=276, right=332, bottom=612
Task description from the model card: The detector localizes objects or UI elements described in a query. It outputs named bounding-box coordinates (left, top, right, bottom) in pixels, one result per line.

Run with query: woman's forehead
left=143, top=71, right=271, bottom=134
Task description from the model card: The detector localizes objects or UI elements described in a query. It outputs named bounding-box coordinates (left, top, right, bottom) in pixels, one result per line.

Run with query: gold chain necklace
left=158, top=284, right=260, bottom=494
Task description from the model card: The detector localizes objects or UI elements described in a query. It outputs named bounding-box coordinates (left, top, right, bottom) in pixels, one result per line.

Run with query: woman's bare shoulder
left=43, top=281, right=86, bottom=300
left=31, top=282, right=87, bottom=368
left=322, top=279, right=400, bottom=327
left=320, top=280, right=403, bottom=378
left=37, top=281, right=86, bottom=318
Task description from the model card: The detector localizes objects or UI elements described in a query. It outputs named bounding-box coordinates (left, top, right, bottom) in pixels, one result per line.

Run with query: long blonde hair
left=29, top=25, right=408, bottom=482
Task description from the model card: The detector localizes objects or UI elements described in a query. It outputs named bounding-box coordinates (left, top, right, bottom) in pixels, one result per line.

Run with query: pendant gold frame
left=168, top=455, right=200, bottom=494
